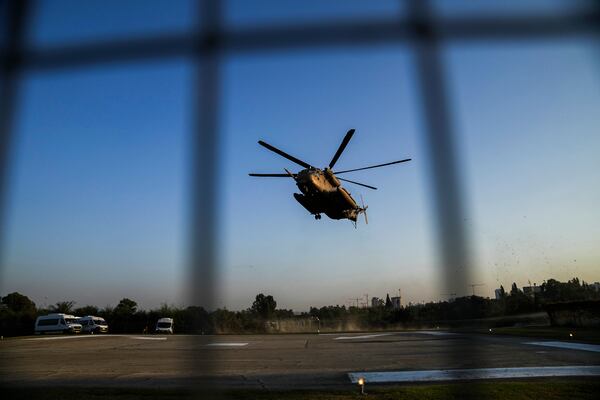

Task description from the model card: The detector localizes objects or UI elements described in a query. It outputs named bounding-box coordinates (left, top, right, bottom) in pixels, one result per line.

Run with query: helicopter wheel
left=314, top=214, right=321, bottom=220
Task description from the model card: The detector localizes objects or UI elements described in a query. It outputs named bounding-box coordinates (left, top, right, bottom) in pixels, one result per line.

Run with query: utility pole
left=349, top=298, right=361, bottom=308
left=398, top=288, right=402, bottom=307
left=364, top=293, right=369, bottom=308
left=469, top=283, right=485, bottom=296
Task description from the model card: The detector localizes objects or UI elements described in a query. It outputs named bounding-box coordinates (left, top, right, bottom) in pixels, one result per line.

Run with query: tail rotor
left=359, top=195, right=368, bottom=225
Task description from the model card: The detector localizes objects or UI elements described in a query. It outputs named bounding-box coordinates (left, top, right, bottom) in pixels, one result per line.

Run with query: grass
left=230, top=379, right=600, bottom=400
left=460, top=326, right=600, bottom=344
left=3, top=379, right=599, bottom=400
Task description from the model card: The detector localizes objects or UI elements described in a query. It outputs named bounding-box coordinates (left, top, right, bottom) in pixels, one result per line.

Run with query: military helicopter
left=249, top=129, right=411, bottom=226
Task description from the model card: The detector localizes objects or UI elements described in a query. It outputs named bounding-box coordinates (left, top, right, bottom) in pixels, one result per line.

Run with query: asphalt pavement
left=1, top=330, right=599, bottom=389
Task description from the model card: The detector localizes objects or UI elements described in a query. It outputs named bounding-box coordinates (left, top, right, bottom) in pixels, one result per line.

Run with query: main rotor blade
left=328, top=129, right=355, bottom=169
left=337, top=177, right=377, bottom=190
left=258, top=140, right=313, bottom=169
left=334, top=158, right=411, bottom=174
left=248, top=173, right=295, bottom=177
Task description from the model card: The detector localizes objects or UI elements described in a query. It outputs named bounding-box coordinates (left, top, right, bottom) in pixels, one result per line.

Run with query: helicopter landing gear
left=314, top=214, right=321, bottom=220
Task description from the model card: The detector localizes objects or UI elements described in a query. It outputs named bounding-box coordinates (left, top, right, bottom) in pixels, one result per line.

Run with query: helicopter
left=249, top=129, right=411, bottom=226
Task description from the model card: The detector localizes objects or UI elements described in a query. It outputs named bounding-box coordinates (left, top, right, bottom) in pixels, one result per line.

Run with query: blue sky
left=1, top=1, right=599, bottom=310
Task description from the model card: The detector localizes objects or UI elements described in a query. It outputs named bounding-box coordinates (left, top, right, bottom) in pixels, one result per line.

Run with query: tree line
left=308, top=278, right=599, bottom=328
left=1, top=278, right=598, bottom=336
left=0, top=292, right=291, bottom=336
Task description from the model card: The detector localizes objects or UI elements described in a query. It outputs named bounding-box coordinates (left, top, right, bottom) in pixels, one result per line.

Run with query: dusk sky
left=1, top=1, right=599, bottom=311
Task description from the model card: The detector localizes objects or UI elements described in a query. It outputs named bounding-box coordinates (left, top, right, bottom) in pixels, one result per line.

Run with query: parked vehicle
left=35, top=314, right=82, bottom=334
left=77, top=315, right=109, bottom=334
left=155, top=317, right=174, bottom=334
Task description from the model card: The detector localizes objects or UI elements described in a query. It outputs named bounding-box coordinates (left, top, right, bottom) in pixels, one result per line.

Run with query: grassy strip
left=459, top=326, right=600, bottom=344
left=229, top=379, right=600, bottom=400
left=3, top=379, right=599, bottom=400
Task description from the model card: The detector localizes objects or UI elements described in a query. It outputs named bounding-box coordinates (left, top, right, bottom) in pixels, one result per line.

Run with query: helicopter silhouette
left=249, top=129, right=411, bottom=226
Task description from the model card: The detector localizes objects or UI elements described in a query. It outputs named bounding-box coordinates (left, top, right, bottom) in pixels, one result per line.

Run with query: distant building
left=494, top=288, right=503, bottom=300
left=371, top=297, right=384, bottom=308
left=391, top=296, right=401, bottom=309
left=590, top=282, right=600, bottom=292
left=522, top=283, right=542, bottom=297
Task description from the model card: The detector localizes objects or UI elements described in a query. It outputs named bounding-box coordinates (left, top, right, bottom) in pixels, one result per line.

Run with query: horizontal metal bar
left=0, top=10, right=599, bottom=72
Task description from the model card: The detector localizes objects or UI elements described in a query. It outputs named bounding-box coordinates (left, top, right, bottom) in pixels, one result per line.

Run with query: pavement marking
left=525, top=341, right=600, bottom=353
left=335, top=333, right=393, bottom=340
left=413, top=331, right=457, bottom=336
left=205, top=342, right=249, bottom=347
left=24, top=335, right=172, bottom=341
left=23, top=336, right=100, bottom=341
left=348, top=365, right=600, bottom=383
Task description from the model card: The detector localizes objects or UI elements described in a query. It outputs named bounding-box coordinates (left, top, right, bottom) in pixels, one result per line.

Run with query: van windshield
left=157, top=322, right=172, bottom=328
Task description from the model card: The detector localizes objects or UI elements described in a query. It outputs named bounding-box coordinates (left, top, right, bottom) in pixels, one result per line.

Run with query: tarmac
left=1, top=330, right=599, bottom=389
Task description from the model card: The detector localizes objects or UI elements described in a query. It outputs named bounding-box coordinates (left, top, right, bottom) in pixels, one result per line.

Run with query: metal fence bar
left=0, top=0, right=29, bottom=262
left=1, top=10, right=599, bottom=72
left=189, top=0, right=222, bottom=396
left=408, top=1, right=477, bottom=394
left=409, top=0, right=472, bottom=313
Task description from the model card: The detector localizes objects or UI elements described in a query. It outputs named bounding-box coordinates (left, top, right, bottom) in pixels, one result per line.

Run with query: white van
left=155, top=317, right=174, bottom=334
left=77, top=315, right=109, bottom=334
left=35, top=314, right=82, bottom=334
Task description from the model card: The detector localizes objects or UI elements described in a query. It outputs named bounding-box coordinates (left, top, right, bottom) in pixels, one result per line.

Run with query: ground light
left=357, top=377, right=366, bottom=395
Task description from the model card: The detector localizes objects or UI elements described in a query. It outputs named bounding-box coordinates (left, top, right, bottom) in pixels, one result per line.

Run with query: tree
left=385, top=294, right=392, bottom=309
left=49, top=301, right=75, bottom=314
left=499, top=285, right=506, bottom=298
left=250, top=294, right=277, bottom=319
left=108, top=299, right=140, bottom=333
left=510, top=282, right=520, bottom=296
left=74, top=305, right=99, bottom=316
left=183, top=306, right=211, bottom=334
left=0, top=292, right=37, bottom=336
left=115, top=298, right=137, bottom=314
left=157, top=303, right=175, bottom=317
left=1, top=292, right=36, bottom=313
left=540, top=277, right=590, bottom=303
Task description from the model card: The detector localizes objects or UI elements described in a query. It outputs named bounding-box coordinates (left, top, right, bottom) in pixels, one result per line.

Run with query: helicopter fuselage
left=292, top=168, right=361, bottom=221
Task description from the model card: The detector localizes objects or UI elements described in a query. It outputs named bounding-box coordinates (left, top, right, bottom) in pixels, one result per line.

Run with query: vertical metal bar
left=407, top=0, right=478, bottom=394
left=189, top=0, right=221, bottom=396
left=0, top=0, right=29, bottom=269
left=408, top=0, right=472, bottom=298
left=0, top=0, right=29, bottom=386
